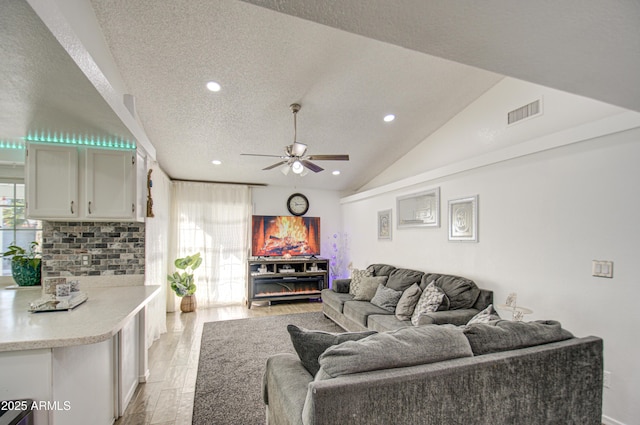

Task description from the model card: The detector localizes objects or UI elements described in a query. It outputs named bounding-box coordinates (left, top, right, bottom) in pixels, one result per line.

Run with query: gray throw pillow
left=370, top=284, right=403, bottom=312
left=411, top=282, right=445, bottom=325
left=349, top=268, right=373, bottom=296
left=353, top=276, right=388, bottom=301
left=317, top=325, right=473, bottom=379
left=395, top=283, right=422, bottom=321
left=287, top=325, right=376, bottom=375
left=463, top=320, right=574, bottom=356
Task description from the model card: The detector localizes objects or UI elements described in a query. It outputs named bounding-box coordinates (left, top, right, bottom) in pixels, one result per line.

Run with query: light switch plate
left=592, top=260, right=613, bottom=278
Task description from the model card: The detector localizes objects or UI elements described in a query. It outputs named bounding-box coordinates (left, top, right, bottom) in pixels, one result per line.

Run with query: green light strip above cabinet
left=0, top=140, right=25, bottom=149
left=23, top=131, right=136, bottom=150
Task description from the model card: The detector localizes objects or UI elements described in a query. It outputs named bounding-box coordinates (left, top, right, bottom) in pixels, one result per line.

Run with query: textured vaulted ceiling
left=88, top=0, right=501, bottom=192
left=1, top=0, right=638, bottom=194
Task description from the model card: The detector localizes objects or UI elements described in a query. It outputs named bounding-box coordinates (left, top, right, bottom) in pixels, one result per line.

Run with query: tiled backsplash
left=42, top=222, right=145, bottom=277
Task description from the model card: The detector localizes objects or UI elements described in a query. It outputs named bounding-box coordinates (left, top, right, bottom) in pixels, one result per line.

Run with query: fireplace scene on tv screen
left=252, top=215, right=320, bottom=257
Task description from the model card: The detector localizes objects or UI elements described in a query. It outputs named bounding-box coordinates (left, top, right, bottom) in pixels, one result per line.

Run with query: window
left=0, top=183, right=42, bottom=276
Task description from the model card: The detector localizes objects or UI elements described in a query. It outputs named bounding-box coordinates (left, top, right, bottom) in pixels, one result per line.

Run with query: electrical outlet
left=603, top=371, right=611, bottom=389
left=81, top=254, right=91, bottom=266
left=592, top=260, right=613, bottom=278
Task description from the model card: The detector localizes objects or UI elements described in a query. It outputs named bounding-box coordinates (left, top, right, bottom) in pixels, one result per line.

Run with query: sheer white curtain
left=169, top=181, right=251, bottom=309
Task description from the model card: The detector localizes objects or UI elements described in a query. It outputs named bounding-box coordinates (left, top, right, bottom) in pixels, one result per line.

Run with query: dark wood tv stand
left=246, top=257, right=328, bottom=308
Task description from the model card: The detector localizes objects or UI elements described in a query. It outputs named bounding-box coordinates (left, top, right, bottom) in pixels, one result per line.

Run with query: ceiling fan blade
left=291, top=142, right=307, bottom=157
left=301, top=160, right=324, bottom=173
left=241, top=153, right=285, bottom=158
left=306, top=154, right=350, bottom=161
left=263, top=161, right=287, bottom=170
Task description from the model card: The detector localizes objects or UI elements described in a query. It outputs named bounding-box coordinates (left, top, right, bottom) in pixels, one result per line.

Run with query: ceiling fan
left=241, top=103, right=349, bottom=175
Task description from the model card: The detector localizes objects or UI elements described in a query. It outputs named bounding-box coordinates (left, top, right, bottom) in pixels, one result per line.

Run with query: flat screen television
left=251, top=215, right=320, bottom=257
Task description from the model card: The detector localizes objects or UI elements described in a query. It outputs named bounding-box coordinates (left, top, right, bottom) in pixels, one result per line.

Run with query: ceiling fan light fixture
left=280, top=164, right=291, bottom=175
left=291, top=160, right=304, bottom=174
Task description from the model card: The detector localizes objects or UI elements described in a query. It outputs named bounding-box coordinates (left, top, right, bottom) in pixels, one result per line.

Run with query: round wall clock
left=287, top=193, right=309, bottom=216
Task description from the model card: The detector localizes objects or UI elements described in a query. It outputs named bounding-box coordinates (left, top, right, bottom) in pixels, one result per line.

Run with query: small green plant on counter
left=2, top=241, right=42, bottom=286
left=167, top=253, right=202, bottom=297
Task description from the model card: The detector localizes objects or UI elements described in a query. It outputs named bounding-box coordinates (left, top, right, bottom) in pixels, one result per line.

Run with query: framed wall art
left=396, top=187, right=440, bottom=228
left=377, top=209, right=392, bottom=240
left=448, top=195, right=478, bottom=242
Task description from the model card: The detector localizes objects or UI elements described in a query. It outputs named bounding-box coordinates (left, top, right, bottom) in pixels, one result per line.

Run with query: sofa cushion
left=320, top=289, right=353, bottom=314
left=370, top=284, right=403, bottom=312
left=367, top=314, right=413, bottom=332
left=386, top=268, right=424, bottom=291
left=343, top=300, right=392, bottom=328
left=317, top=325, right=473, bottom=379
left=429, top=274, right=481, bottom=310
left=366, top=264, right=396, bottom=277
left=466, top=304, right=500, bottom=325
left=353, top=276, right=388, bottom=301
left=411, top=282, right=445, bottom=326
left=349, top=268, right=373, bottom=296
left=395, top=283, right=422, bottom=321
left=463, top=320, right=574, bottom=355
left=286, top=325, right=376, bottom=375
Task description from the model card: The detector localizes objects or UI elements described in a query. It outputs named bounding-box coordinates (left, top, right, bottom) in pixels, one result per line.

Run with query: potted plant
left=2, top=241, right=42, bottom=286
left=167, top=252, right=202, bottom=312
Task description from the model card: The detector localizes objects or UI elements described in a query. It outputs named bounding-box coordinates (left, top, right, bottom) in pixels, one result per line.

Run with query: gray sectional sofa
left=263, top=320, right=604, bottom=425
left=321, top=264, right=494, bottom=331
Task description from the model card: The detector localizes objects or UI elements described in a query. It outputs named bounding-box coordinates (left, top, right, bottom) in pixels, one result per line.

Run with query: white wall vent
left=507, top=99, right=541, bottom=125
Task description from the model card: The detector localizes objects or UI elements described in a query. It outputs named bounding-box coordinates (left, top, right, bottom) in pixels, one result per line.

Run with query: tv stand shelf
left=247, top=257, right=328, bottom=308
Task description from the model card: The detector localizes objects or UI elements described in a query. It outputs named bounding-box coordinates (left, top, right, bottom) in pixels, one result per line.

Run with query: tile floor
left=114, top=300, right=322, bottom=425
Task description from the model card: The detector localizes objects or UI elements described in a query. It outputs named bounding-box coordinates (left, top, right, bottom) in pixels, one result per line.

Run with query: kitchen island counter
left=0, top=285, right=160, bottom=352
left=0, top=284, right=161, bottom=425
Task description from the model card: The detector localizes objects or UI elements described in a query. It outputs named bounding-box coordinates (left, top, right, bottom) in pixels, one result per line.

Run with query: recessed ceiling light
left=211, top=159, right=222, bottom=165
left=383, top=114, right=395, bottom=122
left=206, top=81, right=221, bottom=92
left=332, top=170, right=341, bottom=176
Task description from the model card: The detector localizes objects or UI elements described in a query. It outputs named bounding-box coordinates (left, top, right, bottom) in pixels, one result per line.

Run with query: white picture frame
left=448, top=195, right=478, bottom=242
left=396, top=187, right=440, bottom=228
left=377, top=209, right=392, bottom=240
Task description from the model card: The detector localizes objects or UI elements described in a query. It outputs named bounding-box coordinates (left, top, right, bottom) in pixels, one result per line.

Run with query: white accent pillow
left=411, top=282, right=445, bottom=326
left=349, top=268, right=373, bottom=296
left=466, top=304, right=500, bottom=325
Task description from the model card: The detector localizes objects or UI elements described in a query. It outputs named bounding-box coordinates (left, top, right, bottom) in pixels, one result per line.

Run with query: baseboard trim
left=602, top=414, right=626, bottom=425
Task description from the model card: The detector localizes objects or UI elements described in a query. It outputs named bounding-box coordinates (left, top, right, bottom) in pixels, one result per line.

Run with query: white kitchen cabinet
left=26, top=143, right=141, bottom=221
left=85, top=148, right=136, bottom=219
left=25, top=144, right=79, bottom=218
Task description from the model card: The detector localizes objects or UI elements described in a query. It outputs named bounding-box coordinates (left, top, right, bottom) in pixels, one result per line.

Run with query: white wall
left=251, top=185, right=344, bottom=268
left=143, top=162, right=171, bottom=340
left=342, top=80, right=640, bottom=425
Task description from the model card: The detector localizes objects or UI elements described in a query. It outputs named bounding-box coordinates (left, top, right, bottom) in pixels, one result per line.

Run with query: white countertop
left=0, top=285, right=160, bottom=352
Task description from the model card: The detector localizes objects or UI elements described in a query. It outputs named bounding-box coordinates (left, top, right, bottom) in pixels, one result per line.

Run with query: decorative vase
left=180, top=294, right=197, bottom=313
left=11, top=261, right=41, bottom=286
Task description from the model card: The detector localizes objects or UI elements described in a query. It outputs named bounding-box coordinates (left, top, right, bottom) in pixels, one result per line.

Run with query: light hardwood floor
left=114, top=300, right=322, bottom=425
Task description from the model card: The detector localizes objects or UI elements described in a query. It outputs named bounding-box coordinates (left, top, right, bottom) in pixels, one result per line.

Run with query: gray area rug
left=192, top=311, right=343, bottom=425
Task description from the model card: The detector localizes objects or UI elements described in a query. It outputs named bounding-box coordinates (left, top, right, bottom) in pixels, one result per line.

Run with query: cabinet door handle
left=70, top=201, right=74, bottom=214
left=88, top=201, right=92, bottom=214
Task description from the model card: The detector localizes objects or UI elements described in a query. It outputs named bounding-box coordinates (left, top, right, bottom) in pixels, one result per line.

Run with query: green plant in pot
left=2, top=241, right=42, bottom=287
left=167, top=252, right=202, bottom=312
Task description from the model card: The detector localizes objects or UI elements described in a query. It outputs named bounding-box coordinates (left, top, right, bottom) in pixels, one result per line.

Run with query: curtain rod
left=170, top=178, right=267, bottom=187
